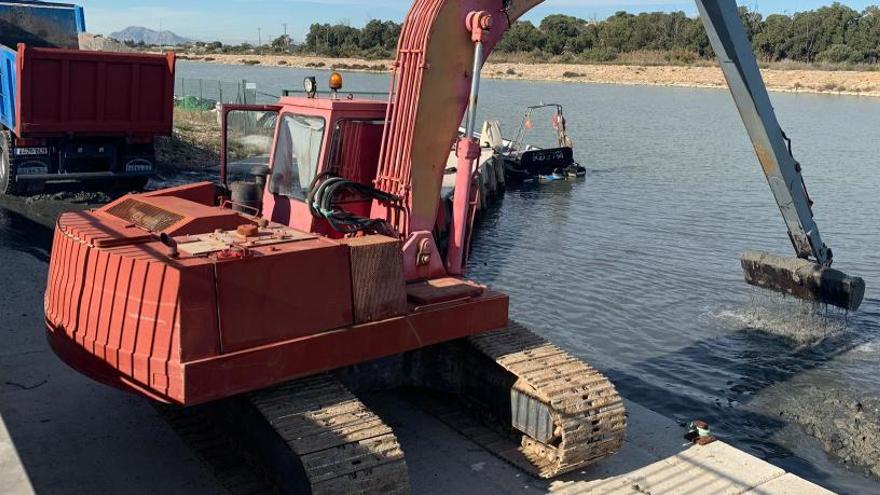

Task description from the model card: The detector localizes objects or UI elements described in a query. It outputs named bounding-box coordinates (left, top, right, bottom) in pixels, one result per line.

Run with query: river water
left=13, top=61, right=880, bottom=491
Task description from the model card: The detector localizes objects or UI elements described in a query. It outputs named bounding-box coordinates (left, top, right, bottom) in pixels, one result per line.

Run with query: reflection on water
left=177, top=61, right=880, bottom=493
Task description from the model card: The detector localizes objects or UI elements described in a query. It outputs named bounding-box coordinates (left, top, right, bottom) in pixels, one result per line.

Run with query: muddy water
left=3, top=61, right=878, bottom=492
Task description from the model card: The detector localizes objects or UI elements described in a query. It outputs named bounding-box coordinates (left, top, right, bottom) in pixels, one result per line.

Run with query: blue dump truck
left=0, top=1, right=175, bottom=195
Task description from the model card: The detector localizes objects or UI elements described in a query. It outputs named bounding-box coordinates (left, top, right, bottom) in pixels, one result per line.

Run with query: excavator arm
left=696, top=1, right=863, bottom=310
left=696, top=0, right=829, bottom=265
left=373, top=0, right=864, bottom=309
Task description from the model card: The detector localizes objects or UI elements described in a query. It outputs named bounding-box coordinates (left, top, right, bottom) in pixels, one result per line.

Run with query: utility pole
left=282, top=23, right=289, bottom=51
left=257, top=27, right=262, bottom=54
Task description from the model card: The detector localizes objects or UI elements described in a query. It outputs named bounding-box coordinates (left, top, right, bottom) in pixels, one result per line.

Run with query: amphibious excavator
left=44, top=0, right=865, bottom=493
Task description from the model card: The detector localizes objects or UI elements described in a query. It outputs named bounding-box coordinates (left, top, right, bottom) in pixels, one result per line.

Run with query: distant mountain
left=79, top=33, right=131, bottom=52
left=109, top=26, right=193, bottom=46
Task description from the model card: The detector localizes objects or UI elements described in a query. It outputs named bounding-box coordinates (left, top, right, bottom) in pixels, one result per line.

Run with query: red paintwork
left=14, top=44, right=175, bottom=137
left=259, top=97, right=388, bottom=237
left=41, top=1, right=538, bottom=407
left=374, top=0, right=511, bottom=236
left=44, top=182, right=509, bottom=405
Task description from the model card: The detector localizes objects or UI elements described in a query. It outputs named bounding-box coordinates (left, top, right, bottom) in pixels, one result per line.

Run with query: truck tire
left=0, top=130, right=20, bottom=196
left=118, top=177, right=150, bottom=192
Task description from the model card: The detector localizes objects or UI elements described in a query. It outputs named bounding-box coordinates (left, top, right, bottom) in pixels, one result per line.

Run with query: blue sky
left=78, top=1, right=878, bottom=44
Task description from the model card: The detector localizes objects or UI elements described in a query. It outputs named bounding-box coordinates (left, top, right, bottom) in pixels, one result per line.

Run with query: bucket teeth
left=740, top=251, right=866, bottom=311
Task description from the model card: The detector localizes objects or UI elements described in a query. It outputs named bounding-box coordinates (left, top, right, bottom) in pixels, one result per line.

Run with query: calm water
left=188, top=61, right=877, bottom=492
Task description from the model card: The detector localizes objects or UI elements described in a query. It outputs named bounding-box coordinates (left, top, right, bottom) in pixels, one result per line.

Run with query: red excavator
left=44, top=1, right=864, bottom=493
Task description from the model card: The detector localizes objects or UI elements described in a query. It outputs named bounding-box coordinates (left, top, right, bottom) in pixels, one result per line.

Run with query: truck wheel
left=119, top=177, right=150, bottom=192
left=0, top=130, right=20, bottom=196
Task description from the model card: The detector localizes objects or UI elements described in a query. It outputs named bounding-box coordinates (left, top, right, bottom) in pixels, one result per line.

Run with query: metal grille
left=105, top=198, right=184, bottom=233
left=343, top=236, right=407, bottom=324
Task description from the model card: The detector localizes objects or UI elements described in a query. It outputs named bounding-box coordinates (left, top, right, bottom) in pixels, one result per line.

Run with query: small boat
left=486, top=104, right=586, bottom=183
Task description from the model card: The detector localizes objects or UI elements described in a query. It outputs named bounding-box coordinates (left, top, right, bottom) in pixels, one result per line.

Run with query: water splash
left=709, top=290, right=848, bottom=346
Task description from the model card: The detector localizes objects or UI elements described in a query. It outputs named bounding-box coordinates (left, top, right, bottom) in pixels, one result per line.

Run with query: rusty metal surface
left=247, top=374, right=410, bottom=495
left=511, top=388, right=555, bottom=444
left=341, top=235, right=408, bottom=324
left=104, top=198, right=184, bottom=232
left=406, top=277, right=484, bottom=305
left=467, top=323, right=627, bottom=478
left=741, top=250, right=866, bottom=311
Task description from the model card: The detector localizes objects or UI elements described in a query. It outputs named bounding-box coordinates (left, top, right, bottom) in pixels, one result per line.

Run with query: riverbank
left=175, top=53, right=880, bottom=97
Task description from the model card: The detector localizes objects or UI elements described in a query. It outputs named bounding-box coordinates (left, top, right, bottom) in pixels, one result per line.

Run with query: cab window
left=270, top=114, right=326, bottom=200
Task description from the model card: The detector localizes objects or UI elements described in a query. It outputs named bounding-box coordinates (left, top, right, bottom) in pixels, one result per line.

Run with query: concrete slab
left=745, top=473, right=836, bottom=495
left=364, top=392, right=547, bottom=494
left=550, top=441, right=790, bottom=495
left=625, top=442, right=785, bottom=495
left=0, top=233, right=224, bottom=495
left=552, top=477, right=642, bottom=495
left=0, top=419, right=33, bottom=495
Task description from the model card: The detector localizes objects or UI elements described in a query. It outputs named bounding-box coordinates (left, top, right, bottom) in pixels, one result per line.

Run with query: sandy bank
left=177, top=53, right=880, bottom=98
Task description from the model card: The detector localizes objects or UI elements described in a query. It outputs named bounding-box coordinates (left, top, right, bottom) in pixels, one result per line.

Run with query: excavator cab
left=220, top=85, right=388, bottom=239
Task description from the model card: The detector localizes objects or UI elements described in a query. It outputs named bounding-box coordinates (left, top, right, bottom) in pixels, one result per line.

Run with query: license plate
left=14, top=147, right=49, bottom=156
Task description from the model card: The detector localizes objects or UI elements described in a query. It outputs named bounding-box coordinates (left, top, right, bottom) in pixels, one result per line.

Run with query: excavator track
left=166, top=325, right=623, bottom=491
left=226, top=374, right=410, bottom=495
left=460, top=322, right=627, bottom=478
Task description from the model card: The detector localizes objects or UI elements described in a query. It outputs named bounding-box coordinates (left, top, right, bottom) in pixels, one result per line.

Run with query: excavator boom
left=371, top=0, right=862, bottom=307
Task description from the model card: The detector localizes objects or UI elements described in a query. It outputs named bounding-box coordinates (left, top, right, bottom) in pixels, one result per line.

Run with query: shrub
left=581, top=48, right=617, bottom=63
left=664, top=49, right=697, bottom=65
left=817, top=44, right=863, bottom=65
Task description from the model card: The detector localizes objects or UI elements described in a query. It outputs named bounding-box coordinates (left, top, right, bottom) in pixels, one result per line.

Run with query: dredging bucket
left=740, top=251, right=865, bottom=311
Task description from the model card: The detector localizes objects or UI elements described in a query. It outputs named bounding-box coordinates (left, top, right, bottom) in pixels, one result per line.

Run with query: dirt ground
left=176, top=53, right=880, bottom=98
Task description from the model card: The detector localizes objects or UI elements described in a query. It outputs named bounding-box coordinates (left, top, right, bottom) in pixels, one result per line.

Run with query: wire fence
left=174, top=78, right=258, bottom=109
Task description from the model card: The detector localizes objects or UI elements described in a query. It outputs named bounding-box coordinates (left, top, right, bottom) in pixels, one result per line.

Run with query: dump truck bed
left=0, top=44, right=175, bottom=138
left=0, top=0, right=85, bottom=50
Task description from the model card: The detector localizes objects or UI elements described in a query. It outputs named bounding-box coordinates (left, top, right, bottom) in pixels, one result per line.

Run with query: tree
left=289, top=5, right=880, bottom=66
left=540, top=15, right=587, bottom=55
left=272, top=34, right=292, bottom=53
left=496, top=21, right=544, bottom=53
